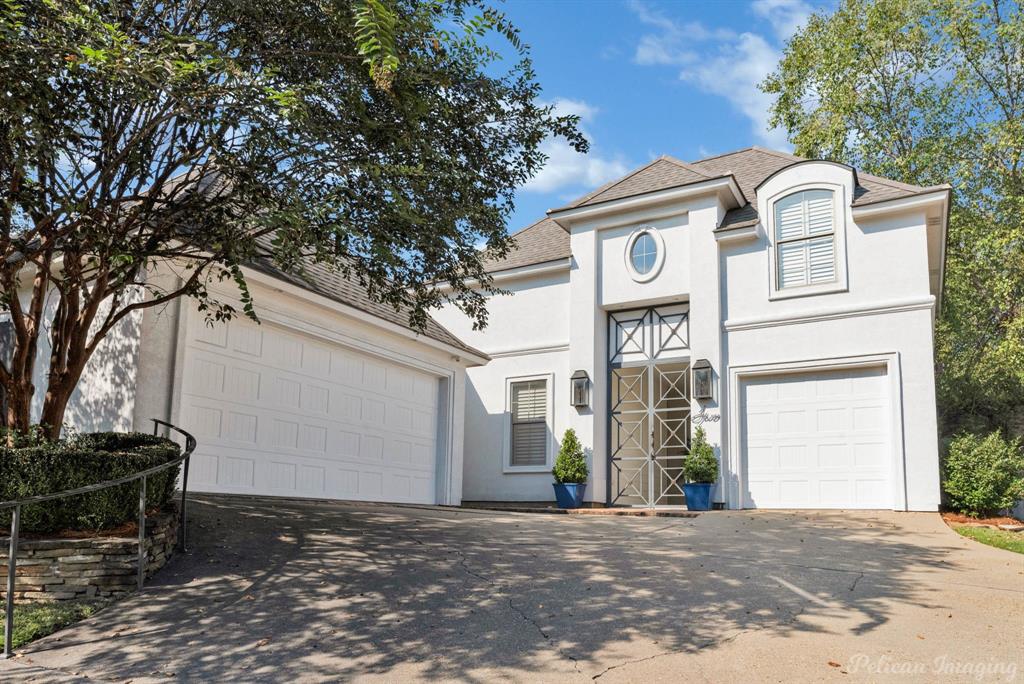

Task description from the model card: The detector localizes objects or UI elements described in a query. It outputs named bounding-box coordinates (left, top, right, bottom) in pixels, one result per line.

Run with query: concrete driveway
left=3, top=495, right=1022, bottom=682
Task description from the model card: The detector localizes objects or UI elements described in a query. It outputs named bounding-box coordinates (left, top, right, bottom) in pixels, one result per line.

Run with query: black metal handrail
left=1, top=419, right=196, bottom=659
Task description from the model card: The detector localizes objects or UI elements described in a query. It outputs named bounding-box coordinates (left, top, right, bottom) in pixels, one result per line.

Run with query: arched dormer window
left=774, top=189, right=836, bottom=289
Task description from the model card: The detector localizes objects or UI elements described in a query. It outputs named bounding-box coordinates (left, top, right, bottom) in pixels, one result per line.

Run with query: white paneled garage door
left=740, top=366, right=892, bottom=509
left=178, top=307, right=441, bottom=504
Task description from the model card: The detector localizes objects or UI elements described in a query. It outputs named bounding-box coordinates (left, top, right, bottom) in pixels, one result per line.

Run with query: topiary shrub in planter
left=0, top=432, right=181, bottom=534
left=682, top=426, right=719, bottom=511
left=943, top=430, right=1024, bottom=518
left=552, top=428, right=588, bottom=509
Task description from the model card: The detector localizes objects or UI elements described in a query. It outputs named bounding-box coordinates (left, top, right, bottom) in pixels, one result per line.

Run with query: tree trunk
left=39, top=362, right=87, bottom=441
left=39, top=389, right=70, bottom=441
left=3, top=380, right=33, bottom=441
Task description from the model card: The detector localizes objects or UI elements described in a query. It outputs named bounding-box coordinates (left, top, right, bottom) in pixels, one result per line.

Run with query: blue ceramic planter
left=553, top=482, right=586, bottom=509
left=683, top=482, right=713, bottom=511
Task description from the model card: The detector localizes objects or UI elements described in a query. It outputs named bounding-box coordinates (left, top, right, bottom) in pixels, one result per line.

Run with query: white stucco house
left=5, top=146, right=949, bottom=511
left=432, top=146, right=950, bottom=511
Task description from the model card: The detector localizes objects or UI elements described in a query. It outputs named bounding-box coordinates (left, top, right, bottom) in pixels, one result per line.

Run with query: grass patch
left=953, top=525, right=1024, bottom=554
left=2, top=599, right=106, bottom=650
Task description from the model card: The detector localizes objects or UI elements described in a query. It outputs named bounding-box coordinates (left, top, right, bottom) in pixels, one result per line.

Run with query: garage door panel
left=741, top=366, right=892, bottom=509
left=819, top=479, right=851, bottom=502
left=186, top=365, right=435, bottom=445
left=855, top=479, right=889, bottom=506
left=232, top=323, right=264, bottom=357
left=219, top=452, right=255, bottom=488
left=818, top=443, right=852, bottom=468
left=816, top=407, right=847, bottom=431
left=777, top=409, right=807, bottom=433
left=189, top=345, right=436, bottom=432
left=181, top=310, right=440, bottom=503
left=778, top=480, right=810, bottom=505
left=778, top=444, right=807, bottom=468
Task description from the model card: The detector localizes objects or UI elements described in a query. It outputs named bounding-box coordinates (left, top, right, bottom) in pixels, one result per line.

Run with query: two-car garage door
left=740, top=366, right=893, bottom=509
left=178, top=307, right=442, bottom=504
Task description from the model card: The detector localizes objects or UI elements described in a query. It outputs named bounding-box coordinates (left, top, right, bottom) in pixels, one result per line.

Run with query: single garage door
left=178, top=306, right=441, bottom=504
left=740, top=366, right=892, bottom=509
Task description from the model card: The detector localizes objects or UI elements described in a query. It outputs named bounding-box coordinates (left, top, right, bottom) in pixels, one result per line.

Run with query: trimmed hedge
left=0, top=432, right=181, bottom=534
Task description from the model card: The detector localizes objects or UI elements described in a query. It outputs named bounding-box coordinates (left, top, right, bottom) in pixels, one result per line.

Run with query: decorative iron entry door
left=609, top=306, right=692, bottom=507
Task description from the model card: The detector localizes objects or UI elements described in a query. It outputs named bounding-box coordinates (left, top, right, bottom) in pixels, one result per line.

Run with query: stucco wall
left=598, top=211, right=691, bottom=309
left=432, top=270, right=570, bottom=355
left=21, top=285, right=143, bottom=434
left=433, top=271, right=572, bottom=501
left=460, top=350, right=571, bottom=500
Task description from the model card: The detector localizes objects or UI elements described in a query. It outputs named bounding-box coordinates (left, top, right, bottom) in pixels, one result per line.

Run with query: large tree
left=763, top=0, right=1024, bottom=438
left=0, top=0, right=585, bottom=438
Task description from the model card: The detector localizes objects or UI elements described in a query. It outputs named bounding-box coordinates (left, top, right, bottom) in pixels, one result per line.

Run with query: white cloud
left=635, top=33, right=694, bottom=66
left=751, top=0, right=814, bottom=41
left=627, top=0, right=813, bottom=149
left=630, top=0, right=732, bottom=65
left=629, top=0, right=735, bottom=43
left=679, top=33, right=790, bottom=149
left=548, top=97, right=599, bottom=122
left=520, top=98, right=631, bottom=194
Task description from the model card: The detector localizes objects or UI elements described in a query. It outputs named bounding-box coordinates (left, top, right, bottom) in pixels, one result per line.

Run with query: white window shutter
left=778, top=241, right=808, bottom=288
left=775, top=190, right=836, bottom=288
left=510, top=380, right=547, bottom=466
left=804, top=190, right=834, bottom=235
left=807, top=236, right=835, bottom=283
left=775, top=195, right=806, bottom=241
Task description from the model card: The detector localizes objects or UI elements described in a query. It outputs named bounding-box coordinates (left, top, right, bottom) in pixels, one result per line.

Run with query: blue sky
left=501, top=0, right=831, bottom=233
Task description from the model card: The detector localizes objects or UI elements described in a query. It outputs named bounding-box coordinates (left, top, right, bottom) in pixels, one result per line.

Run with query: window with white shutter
left=510, top=379, right=548, bottom=467
left=774, top=189, right=836, bottom=289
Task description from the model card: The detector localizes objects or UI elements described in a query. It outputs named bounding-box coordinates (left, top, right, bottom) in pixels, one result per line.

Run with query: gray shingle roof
left=695, top=147, right=949, bottom=231
left=484, top=146, right=947, bottom=270
left=249, top=246, right=486, bottom=359
left=480, top=217, right=570, bottom=273
left=565, top=156, right=715, bottom=208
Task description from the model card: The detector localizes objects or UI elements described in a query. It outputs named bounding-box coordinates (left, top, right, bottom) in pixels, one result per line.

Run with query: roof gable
left=567, top=156, right=716, bottom=209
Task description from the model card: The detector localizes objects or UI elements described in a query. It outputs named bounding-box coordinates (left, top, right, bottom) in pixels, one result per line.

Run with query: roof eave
left=547, top=175, right=746, bottom=228
left=713, top=221, right=761, bottom=242
left=850, top=187, right=952, bottom=315
left=433, top=256, right=571, bottom=293
left=243, top=265, right=490, bottom=365
left=753, top=159, right=860, bottom=193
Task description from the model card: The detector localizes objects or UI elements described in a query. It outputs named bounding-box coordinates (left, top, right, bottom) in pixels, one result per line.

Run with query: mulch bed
left=941, top=512, right=1023, bottom=527
left=15, top=506, right=169, bottom=540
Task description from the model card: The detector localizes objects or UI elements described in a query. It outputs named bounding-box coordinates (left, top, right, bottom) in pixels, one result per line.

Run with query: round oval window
left=630, top=231, right=657, bottom=275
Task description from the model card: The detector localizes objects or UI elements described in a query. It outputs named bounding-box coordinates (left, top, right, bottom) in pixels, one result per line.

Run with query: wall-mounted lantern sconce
left=692, top=359, right=714, bottom=401
left=570, top=370, right=590, bottom=408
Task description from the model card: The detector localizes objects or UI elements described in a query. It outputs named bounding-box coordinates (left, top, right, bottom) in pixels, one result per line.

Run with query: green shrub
left=683, top=426, right=719, bottom=484
left=0, top=432, right=181, bottom=534
left=943, top=430, right=1024, bottom=517
left=552, top=428, right=588, bottom=484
